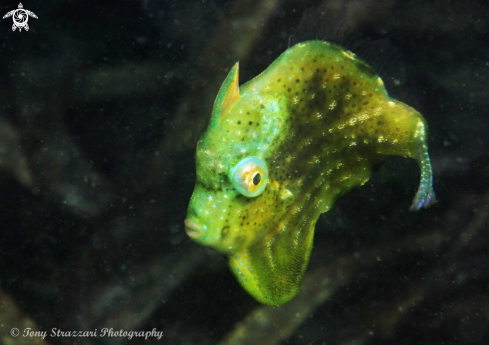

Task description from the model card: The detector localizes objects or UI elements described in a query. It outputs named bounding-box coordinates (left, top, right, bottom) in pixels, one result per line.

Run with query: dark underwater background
left=0, top=0, right=488, bottom=344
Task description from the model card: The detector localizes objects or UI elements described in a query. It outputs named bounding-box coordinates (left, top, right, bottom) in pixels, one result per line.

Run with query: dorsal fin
left=288, top=8, right=354, bottom=49
left=209, top=62, right=240, bottom=127
left=289, top=8, right=408, bottom=101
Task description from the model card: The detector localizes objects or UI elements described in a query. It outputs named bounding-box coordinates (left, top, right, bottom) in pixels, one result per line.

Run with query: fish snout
left=184, top=219, right=204, bottom=239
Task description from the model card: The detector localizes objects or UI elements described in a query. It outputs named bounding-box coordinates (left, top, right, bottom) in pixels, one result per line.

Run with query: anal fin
left=228, top=223, right=315, bottom=306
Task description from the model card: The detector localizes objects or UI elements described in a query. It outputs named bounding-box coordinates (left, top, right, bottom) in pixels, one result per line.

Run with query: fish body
left=185, top=40, right=435, bottom=306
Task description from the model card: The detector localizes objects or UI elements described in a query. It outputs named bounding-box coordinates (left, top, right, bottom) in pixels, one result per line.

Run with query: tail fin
left=410, top=121, right=436, bottom=211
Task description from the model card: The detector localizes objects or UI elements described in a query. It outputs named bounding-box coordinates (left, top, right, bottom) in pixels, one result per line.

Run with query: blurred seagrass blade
left=72, top=62, right=178, bottom=103
left=27, top=130, right=116, bottom=218
left=13, top=57, right=117, bottom=218
left=0, top=116, right=34, bottom=187
left=81, top=244, right=207, bottom=345
left=0, top=288, right=49, bottom=345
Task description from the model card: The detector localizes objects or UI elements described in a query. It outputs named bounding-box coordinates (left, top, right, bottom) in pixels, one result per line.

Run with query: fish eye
left=252, top=172, right=261, bottom=185
left=230, top=157, right=268, bottom=197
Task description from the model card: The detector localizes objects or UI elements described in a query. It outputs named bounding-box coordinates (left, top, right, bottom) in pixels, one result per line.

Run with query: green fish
left=184, top=40, right=435, bottom=306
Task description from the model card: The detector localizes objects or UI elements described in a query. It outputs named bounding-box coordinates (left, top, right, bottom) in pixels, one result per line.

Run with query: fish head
left=185, top=63, right=295, bottom=256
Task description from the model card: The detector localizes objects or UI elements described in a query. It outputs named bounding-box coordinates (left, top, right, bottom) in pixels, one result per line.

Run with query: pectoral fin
left=228, top=223, right=315, bottom=306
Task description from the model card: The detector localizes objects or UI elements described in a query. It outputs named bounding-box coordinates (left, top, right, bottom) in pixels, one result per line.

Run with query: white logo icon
left=3, top=3, right=38, bottom=32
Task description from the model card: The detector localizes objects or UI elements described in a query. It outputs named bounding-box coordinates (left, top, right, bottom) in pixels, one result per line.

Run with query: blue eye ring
left=230, top=157, right=268, bottom=197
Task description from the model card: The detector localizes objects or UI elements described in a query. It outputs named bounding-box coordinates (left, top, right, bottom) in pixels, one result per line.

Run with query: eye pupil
left=252, top=173, right=261, bottom=186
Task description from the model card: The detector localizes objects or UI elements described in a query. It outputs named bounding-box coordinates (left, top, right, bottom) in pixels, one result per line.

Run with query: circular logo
left=11, top=328, right=20, bottom=337
left=13, top=9, right=28, bottom=27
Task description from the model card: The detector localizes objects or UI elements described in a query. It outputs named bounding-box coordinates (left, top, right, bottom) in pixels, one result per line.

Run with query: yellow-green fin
left=228, top=224, right=315, bottom=306
left=210, top=62, right=240, bottom=127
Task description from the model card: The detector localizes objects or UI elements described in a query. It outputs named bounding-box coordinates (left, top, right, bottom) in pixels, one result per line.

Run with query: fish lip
left=184, top=219, right=204, bottom=239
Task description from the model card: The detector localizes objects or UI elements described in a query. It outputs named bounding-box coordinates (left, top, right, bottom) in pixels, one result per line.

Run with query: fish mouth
left=184, top=219, right=204, bottom=239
